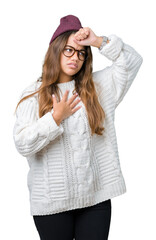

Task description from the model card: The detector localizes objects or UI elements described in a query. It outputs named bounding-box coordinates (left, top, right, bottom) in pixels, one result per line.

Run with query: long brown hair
left=14, top=30, right=105, bottom=136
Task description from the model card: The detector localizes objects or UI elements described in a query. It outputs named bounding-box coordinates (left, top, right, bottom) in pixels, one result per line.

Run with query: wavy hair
left=14, top=30, right=106, bottom=136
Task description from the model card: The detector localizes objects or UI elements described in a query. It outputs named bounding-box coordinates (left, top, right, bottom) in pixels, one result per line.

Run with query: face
left=59, top=34, right=86, bottom=79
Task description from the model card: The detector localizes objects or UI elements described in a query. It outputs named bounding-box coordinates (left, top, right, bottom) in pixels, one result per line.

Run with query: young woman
left=13, top=14, right=143, bottom=240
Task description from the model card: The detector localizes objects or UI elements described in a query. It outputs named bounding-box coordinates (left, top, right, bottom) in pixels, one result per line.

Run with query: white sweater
left=13, top=34, right=143, bottom=216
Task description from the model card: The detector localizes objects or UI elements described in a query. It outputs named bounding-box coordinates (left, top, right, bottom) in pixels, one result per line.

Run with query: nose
left=71, top=51, right=79, bottom=60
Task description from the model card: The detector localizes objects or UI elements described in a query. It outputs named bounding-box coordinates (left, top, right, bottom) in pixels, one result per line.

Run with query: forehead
left=66, top=34, right=85, bottom=50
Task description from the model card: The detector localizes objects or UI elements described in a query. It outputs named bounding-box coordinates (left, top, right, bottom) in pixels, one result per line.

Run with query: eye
left=79, top=51, right=86, bottom=56
left=64, top=47, right=73, bottom=52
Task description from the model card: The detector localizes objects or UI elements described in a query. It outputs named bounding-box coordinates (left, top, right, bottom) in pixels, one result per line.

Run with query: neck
left=58, top=72, right=73, bottom=83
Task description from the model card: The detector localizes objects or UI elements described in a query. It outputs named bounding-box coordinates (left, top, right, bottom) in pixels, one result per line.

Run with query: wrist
left=98, top=36, right=110, bottom=50
left=92, top=36, right=103, bottom=48
left=52, top=112, right=62, bottom=126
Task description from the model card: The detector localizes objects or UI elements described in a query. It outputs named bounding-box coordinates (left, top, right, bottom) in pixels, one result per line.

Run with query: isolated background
left=1, top=0, right=155, bottom=239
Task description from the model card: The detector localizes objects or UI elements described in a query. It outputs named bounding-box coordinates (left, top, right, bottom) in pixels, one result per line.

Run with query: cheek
left=60, top=55, right=67, bottom=70
left=79, top=62, right=84, bottom=70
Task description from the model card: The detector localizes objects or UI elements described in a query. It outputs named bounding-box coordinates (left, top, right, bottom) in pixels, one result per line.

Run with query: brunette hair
left=14, top=30, right=105, bottom=136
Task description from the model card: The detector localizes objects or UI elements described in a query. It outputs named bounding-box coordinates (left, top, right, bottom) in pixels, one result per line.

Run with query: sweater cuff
left=98, top=34, right=124, bottom=61
left=38, top=112, right=64, bottom=141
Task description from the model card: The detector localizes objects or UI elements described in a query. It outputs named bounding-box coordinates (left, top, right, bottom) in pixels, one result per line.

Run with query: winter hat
left=49, top=14, right=83, bottom=45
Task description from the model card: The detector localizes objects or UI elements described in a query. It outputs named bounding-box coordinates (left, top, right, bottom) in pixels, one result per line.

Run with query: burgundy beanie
left=49, top=14, right=83, bottom=45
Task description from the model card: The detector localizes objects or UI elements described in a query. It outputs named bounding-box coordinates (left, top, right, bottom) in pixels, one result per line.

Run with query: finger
left=71, top=105, right=82, bottom=114
left=67, top=92, right=79, bottom=105
left=75, top=28, right=89, bottom=37
left=75, top=28, right=83, bottom=36
left=75, top=33, right=87, bottom=42
left=84, top=29, right=89, bottom=35
left=84, top=30, right=89, bottom=37
left=73, top=38, right=80, bottom=44
left=75, top=35, right=82, bottom=41
left=62, top=89, right=70, bottom=102
left=84, top=27, right=90, bottom=35
left=79, top=29, right=88, bottom=38
left=52, top=94, right=57, bottom=105
left=70, top=97, right=81, bottom=109
left=80, top=32, right=88, bottom=38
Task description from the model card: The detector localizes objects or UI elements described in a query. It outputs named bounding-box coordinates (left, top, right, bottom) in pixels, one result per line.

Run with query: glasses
left=62, top=45, right=88, bottom=61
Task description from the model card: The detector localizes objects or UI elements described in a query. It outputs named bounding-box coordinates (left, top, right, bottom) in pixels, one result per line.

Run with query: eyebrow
left=66, top=44, right=86, bottom=51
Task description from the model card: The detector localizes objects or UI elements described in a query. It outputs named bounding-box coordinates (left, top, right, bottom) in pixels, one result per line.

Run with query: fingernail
left=52, top=94, right=55, bottom=98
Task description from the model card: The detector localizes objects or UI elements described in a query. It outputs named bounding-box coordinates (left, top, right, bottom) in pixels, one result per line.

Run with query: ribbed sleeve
left=94, top=34, right=143, bottom=108
left=13, top=96, right=64, bottom=157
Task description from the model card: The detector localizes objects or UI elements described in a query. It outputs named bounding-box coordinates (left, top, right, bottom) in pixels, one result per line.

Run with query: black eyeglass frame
left=62, top=45, right=88, bottom=61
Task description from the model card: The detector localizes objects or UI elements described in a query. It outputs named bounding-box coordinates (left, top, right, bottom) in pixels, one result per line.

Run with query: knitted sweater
left=13, top=34, right=143, bottom=216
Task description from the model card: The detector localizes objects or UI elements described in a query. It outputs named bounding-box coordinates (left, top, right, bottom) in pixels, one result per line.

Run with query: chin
left=65, top=70, right=79, bottom=75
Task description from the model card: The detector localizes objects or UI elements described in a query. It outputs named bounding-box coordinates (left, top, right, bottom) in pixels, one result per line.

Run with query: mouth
left=67, top=63, right=78, bottom=69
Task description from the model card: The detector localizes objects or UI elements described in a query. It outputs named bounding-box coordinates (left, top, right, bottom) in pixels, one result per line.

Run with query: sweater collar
left=36, top=79, right=75, bottom=90
left=57, top=79, right=75, bottom=89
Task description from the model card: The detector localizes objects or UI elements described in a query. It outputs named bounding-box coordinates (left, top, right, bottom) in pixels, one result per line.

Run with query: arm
left=93, top=34, right=143, bottom=108
left=13, top=94, right=64, bottom=158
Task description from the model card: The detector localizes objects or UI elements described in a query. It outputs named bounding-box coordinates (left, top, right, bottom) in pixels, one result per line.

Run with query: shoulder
left=16, top=81, right=41, bottom=116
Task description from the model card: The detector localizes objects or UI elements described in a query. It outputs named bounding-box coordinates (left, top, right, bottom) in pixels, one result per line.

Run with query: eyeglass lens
left=63, top=46, right=87, bottom=61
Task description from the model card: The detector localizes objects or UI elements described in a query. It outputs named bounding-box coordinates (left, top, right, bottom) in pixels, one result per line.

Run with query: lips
left=67, top=63, right=78, bottom=68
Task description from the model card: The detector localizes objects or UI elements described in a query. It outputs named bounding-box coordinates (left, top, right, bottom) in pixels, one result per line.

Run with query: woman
left=13, top=14, right=143, bottom=240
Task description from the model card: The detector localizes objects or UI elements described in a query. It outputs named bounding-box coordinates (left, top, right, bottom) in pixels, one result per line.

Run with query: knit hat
left=49, top=14, right=83, bottom=45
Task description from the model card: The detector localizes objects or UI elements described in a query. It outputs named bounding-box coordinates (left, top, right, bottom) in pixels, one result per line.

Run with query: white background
left=1, top=0, right=156, bottom=239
